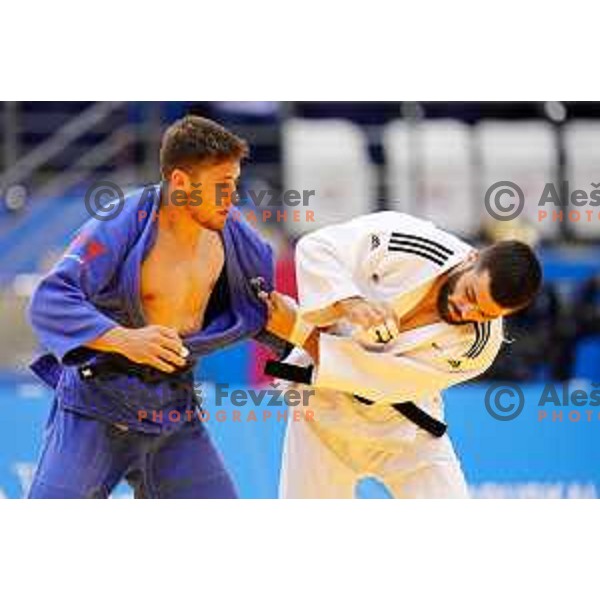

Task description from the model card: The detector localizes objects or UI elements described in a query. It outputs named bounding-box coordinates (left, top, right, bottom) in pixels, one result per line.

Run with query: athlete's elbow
left=28, top=278, right=59, bottom=335
left=28, top=279, right=45, bottom=324
left=295, top=233, right=340, bottom=280
left=295, top=234, right=318, bottom=266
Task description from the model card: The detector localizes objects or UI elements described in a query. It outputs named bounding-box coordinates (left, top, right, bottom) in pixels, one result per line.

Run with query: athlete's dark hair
left=476, top=240, right=542, bottom=311
left=160, top=115, right=249, bottom=179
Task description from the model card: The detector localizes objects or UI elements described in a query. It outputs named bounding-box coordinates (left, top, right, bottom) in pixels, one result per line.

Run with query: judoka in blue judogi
left=27, top=185, right=284, bottom=498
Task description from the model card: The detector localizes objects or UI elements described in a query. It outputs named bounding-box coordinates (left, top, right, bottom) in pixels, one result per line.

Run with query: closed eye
left=469, top=287, right=491, bottom=320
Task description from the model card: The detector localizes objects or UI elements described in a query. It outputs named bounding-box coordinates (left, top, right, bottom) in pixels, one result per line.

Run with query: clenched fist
left=335, top=296, right=400, bottom=346
left=261, top=291, right=300, bottom=341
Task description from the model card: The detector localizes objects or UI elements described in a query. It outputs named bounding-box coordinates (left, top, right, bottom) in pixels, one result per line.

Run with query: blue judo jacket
left=28, top=185, right=279, bottom=433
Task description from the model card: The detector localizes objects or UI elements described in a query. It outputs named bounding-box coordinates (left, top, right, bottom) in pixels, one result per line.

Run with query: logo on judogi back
left=448, top=359, right=462, bottom=369
left=370, top=234, right=381, bottom=251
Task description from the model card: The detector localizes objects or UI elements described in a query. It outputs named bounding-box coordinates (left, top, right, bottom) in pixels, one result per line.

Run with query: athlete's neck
left=158, top=201, right=207, bottom=250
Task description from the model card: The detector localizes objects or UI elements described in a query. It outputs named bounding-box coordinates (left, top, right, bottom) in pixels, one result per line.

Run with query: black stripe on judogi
left=473, top=322, right=491, bottom=358
left=464, top=323, right=482, bottom=358
left=388, top=239, right=451, bottom=262
left=388, top=233, right=454, bottom=266
left=389, top=233, right=455, bottom=256
left=387, top=246, right=447, bottom=266
left=465, top=322, right=490, bottom=358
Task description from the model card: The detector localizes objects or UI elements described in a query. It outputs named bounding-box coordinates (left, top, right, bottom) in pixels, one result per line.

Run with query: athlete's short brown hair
left=477, top=240, right=542, bottom=311
left=160, top=115, right=249, bottom=179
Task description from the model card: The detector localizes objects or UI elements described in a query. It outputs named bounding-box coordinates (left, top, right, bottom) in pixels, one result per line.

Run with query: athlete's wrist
left=88, top=326, right=132, bottom=356
left=333, top=296, right=367, bottom=318
left=289, top=313, right=315, bottom=347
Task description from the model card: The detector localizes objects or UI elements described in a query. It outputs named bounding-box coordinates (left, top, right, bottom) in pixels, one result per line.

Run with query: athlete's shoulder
left=225, top=208, right=273, bottom=259
left=345, top=210, right=433, bottom=231
left=351, top=211, right=471, bottom=271
left=70, top=184, right=154, bottom=255
left=347, top=211, right=472, bottom=249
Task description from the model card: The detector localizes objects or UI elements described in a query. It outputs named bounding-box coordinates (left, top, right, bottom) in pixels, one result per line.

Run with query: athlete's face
left=437, top=265, right=510, bottom=325
left=169, top=159, right=240, bottom=231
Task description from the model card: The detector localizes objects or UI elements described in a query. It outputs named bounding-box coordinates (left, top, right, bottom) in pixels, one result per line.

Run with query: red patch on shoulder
left=83, top=239, right=107, bottom=262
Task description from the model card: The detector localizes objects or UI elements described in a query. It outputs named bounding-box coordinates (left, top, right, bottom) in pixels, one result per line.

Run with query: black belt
left=77, top=354, right=195, bottom=386
left=265, top=360, right=447, bottom=438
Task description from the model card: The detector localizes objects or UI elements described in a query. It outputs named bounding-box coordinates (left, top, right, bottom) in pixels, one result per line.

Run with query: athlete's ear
left=170, top=168, right=188, bottom=189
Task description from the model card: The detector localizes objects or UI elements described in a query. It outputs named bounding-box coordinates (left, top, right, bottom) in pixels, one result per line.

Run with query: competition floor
left=0, top=377, right=598, bottom=498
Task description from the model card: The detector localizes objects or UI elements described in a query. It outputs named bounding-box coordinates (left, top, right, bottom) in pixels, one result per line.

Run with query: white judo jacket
left=294, top=211, right=504, bottom=406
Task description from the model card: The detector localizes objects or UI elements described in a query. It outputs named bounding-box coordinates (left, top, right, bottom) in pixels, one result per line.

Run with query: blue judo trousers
left=27, top=185, right=283, bottom=498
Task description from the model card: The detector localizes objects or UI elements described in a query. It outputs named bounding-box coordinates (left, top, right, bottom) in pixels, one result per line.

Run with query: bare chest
left=140, top=233, right=225, bottom=335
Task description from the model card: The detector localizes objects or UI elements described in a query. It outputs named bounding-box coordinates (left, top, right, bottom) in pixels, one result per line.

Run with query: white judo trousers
left=279, top=376, right=468, bottom=499
left=279, top=211, right=504, bottom=499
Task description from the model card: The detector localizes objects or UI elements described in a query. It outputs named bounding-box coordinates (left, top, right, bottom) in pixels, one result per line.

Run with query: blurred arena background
left=1, top=100, right=599, bottom=499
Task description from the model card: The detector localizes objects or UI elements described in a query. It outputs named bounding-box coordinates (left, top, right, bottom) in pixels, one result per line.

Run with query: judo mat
left=1, top=375, right=598, bottom=498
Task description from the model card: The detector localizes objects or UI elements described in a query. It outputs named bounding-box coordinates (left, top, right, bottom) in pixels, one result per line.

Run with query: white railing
left=0, top=101, right=125, bottom=194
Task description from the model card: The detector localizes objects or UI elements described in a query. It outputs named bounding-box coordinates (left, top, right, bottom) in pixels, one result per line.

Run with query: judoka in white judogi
left=279, top=211, right=505, bottom=499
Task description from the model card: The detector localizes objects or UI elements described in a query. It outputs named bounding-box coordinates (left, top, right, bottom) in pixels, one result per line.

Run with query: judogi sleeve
left=314, top=323, right=503, bottom=404
left=28, top=214, right=137, bottom=364
left=295, top=211, right=437, bottom=326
